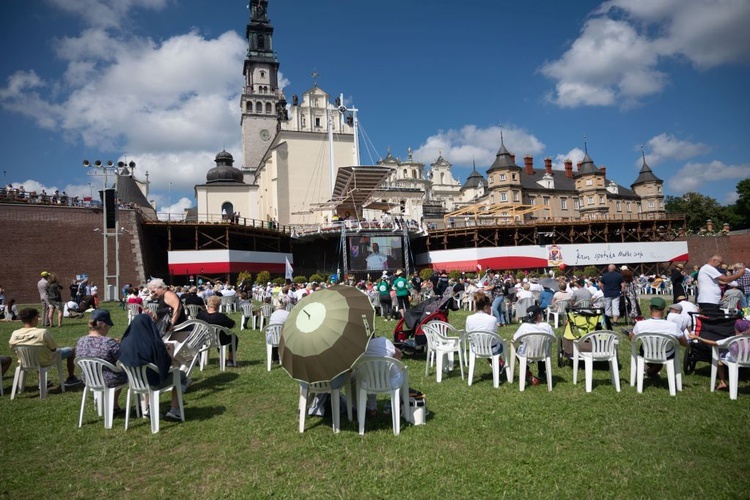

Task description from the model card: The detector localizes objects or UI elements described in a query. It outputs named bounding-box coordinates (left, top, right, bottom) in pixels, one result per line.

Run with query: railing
left=139, top=211, right=293, bottom=234
left=428, top=212, right=686, bottom=231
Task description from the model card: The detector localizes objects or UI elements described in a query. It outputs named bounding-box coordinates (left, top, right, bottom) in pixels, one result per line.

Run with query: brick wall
left=0, top=204, right=147, bottom=304
left=728, top=231, right=750, bottom=266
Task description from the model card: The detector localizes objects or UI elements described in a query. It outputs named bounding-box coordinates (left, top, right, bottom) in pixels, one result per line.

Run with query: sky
left=1, top=0, right=749, bottom=218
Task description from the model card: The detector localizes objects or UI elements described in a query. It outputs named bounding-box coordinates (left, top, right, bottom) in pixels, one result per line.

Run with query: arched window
left=246, top=102, right=253, bottom=113
left=256, top=101, right=262, bottom=113
left=440, top=172, right=444, bottom=184
left=260, top=70, right=266, bottom=79
left=265, top=102, right=272, bottom=114
left=403, top=169, right=408, bottom=178
left=258, top=35, right=265, bottom=50
left=221, top=202, right=234, bottom=220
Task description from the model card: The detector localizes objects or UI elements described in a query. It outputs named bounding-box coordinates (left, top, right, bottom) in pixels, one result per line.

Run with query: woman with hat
left=670, top=263, right=686, bottom=303
left=75, top=309, right=128, bottom=413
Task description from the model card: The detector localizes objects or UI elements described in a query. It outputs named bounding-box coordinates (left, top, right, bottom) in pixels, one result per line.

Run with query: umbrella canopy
left=539, top=277, right=559, bottom=292
left=279, top=285, right=374, bottom=383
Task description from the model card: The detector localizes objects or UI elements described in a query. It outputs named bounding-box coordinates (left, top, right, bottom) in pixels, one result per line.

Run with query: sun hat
left=676, top=295, right=687, bottom=301
left=649, top=297, right=666, bottom=309
left=90, top=309, right=114, bottom=326
left=669, top=303, right=682, bottom=312
left=395, top=269, right=403, bottom=276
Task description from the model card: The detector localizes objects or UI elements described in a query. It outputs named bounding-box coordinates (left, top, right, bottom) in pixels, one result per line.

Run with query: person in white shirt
left=365, top=242, right=389, bottom=271
left=465, top=293, right=504, bottom=362
left=630, top=296, right=687, bottom=377
left=363, top=335, right=403, bottom=416
left=697, top=255, right=745, bottom=313
left=512, top=305, right=555, bottom=385
left=666, top=303, right=690, bottom=334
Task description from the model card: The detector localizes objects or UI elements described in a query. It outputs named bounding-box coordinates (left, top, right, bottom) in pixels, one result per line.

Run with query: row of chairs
left=420, top=320, right=750, bottom=398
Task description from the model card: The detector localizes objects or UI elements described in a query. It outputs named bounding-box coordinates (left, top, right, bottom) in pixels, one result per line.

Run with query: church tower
left=240, top=0, right=282, bottom=179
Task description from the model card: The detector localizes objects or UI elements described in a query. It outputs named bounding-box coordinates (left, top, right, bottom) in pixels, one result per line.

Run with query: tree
left=729, top=179, right=750, bottom=230
left=255, top=270, right=270, bottom=284
left=665, top=192, right=736, bottom=232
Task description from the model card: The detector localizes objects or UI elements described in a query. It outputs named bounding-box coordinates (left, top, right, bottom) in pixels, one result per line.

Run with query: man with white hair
left=697, top=255, right=745, bottom=313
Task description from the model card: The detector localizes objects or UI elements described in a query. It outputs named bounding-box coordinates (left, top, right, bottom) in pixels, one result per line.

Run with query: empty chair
left=353, top=356, right=410, bottom=435
left=75, top=357, right=127, bottom=429
left=127, top=303, right=142, bottom=324
left=184, top=304, right=205, bottom=321
left=629, top=333, right=682, bottom=396
left=10, top=346, right=65, bottom=400
left=220, top=295, right=236, bottom=314
left=263, top=323, right=283, bottom=371
left=168, top=320, right=211, bottom=377
left=509, top=332, right=556, bottom=391
left=240, top=303, right=256, bottom=330
left=298, top=377, right=353, bottom=434
left=422, top=321, right=464, bottom=383
left=120, top=363, right=185, bottom=434
left=466, top=331, right=509, bottom=388
left=259, top=303, right=273, bottom=330
left=546, top=300, right=569, bottom=329
left=572, top=331, right=621, bottom=392
left=710, top=333, right=750, bottom=400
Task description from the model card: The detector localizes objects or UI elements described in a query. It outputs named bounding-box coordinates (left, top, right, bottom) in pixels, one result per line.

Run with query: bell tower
left=241, top=0, right=282, bottom=178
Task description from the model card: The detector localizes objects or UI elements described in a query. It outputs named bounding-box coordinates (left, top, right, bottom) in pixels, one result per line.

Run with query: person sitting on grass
left=3, top=298, right=19, bottom=321
left=688, top=318, right=750, bottom=391
left=197, top=295, right=238, bottom=367
left=512, top=305, right=554, bottom=386
left=8, top=308, right=82, bottom=387
left=75, top=309, right=128, bottom=413
left=629, top=297, right=687, bottom=378
left=119, top=314, right=185, bottom=421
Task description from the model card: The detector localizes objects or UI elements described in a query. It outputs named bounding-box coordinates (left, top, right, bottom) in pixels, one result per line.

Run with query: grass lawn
left=1, top=299, right=748, bottom=499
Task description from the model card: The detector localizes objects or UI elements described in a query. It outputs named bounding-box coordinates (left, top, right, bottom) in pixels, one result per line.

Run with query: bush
left=419, top=268, right=434, bottom=281
left=583, top=265, right=600, bottom=278
left=237, top=271, right=252, bottom=287
left=272, top=277, right=285, bottom=285
left=448, top=270, right=462, bottom=281
left=515, top=271, right=526, bottom=280
left=309, top=273, right=324, bottom=283
left=255, top=270, right=270, bottom=284
left=293, top=276, right=307, bottom=284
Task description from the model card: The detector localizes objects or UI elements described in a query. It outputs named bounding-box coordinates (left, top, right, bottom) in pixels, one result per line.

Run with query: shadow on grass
left=188, top=372, right=240, bottom=398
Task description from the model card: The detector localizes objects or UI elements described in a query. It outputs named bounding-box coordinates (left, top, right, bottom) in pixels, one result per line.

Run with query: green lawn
left=1, top=301, right=748, bottom=499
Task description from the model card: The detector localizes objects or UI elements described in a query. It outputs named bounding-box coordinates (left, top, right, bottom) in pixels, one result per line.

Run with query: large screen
left=347, top=235, right=405, bottom=272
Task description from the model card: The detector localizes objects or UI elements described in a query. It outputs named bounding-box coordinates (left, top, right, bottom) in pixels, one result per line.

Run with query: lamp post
left=82, top=159, right=134, bottom=302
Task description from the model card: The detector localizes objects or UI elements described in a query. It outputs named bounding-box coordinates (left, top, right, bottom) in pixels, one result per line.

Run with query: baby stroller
left=683, top=311, right=741, bottom=374
left=393, top=293, right=459, bottom=354
left=558, top=307, right=605, bottom=367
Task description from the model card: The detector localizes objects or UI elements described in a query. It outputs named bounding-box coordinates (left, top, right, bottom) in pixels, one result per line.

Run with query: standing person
left=629, top=297, right=687, bottom=378
left=732, top=262, right=750, bottom=309
left=620, top=267, right=641, bottom=322
left=46, top=274, right=64, bottom=328
left=392, top=270, right=410, bottom=316
left=485, top=270, right=507, bottom=326
left=670, top=263, right=686, bottom=303
left=38, top=271, right=50, bottom=327
left=410, top=272, right=422, bottom=301
left=377, top=274, right=394, bottom=321
left=697, top=256, right=745, bottom=314
left=600, top=264, right=624, bottom=325
left=9, top=308, right=81, bottom=387
left=69, top=280, right=79, bottom=302
left=147, top=278, right=187, bottom=338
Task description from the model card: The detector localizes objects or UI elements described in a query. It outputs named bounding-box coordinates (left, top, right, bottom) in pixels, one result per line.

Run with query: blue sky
left=1, top=0, right=749, bottom=217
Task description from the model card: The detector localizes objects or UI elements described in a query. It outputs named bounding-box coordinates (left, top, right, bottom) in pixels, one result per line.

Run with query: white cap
left=729, top=281, right=739, bottom=287
left=620, top=265, right=628, bottom=270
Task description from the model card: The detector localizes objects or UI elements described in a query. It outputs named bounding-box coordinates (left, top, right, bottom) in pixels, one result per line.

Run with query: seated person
left=666, top=303, right=690, bottom=334
left=363, top=334, right=403, bottom=417
left=197, top=295, right=238, bottom=366
left=3, top=298, right=19, bottom=321
left=629, top=297, right=687, bottom=378
left=570, top=279, right=593, bottom=307
left=465, top=292, right=504, bottom=367
left=75, top=309, right=128, bottom=412
left=79, top=295, right=97, bottom=312
left=8, top=308, right=82, bottom=387
left=512, top=305, right=555, bottom=386
left=689, top=318, right=750, bottom=391
left=0, top=355, right=11, bottom=379
left=182, top=286, right=204, bottom=307
left=126, top=288, right=143, bottom=311
left=63, top=300, right=84, bottom=319
left=720, top=281, right=744, bottom=310
left=119, top=314, right=185, bottom=420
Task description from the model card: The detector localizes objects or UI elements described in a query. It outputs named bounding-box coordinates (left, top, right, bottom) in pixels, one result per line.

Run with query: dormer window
left=512, top=173, right=517, bottom=181
left=586, top=179, right=593, bottom=186
left=499, top=173, right=506, bottom=181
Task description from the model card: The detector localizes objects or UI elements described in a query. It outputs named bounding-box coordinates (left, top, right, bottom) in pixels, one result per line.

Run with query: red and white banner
left=168, top=250, right=293, bottom=275
left=415, top=241, right=688, bottom=271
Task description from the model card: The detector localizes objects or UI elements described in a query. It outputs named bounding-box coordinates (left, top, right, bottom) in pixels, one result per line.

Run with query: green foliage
left=730, top=178, right=750, bottom=230
left=665, top=192, right=738, bottom=232
left=582, top=265, right=600, bottom=277
left=237, top=271, right=252, bottom=286
left=448, top=270, right=462, bottom=281
left=255, top=270, right=270, bottom=284
left=2, top=302, right=749, bottom=498
left=419, top=268, right=434, bottom=281
left=309, top=273, right=324, bottom=283
left=515, top=271, right=525, bottom=280
left=272, top=277, right=285, bottom=285
left=292, top=276, right=307, bottom=284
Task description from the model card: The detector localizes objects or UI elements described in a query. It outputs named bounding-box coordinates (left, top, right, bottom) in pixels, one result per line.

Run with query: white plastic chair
left=298, top=376, right=353, bottom=434
left=220, top=296, right=236, bottom=314
left=184, top=304, right=204, bottom=321
left=629, top=333, right=682, bottom=396
left=10, top=346, right=65, bottom=400
left=240, top=303, right=256, bottom=330
left=259, top=304, right=273, bottom=330
left=263, top=323, right=283, bottom=371
left=144, top=302, right=159, bottom=315
left=514, top=297, right=535, bottom=322
left=169, top=320, right=211, bottom=377
left=463, top=292, right=475, bottom=312
left=466, top=331, right=509, bottom=388
left=127, top=303, right=142, bottom=324
left=509, top=332, right=555, bottom=391
left=75, top=357, right=127, bottom=429
left=546, top=300, right=570, bottom=329
left=710, top=333, right=750, bottom=400
left=422, top=321, right=464, bottom=382
left=120, top=362, right=184, bottom=434
left=353, top=356, right=411, bottom=435
left=572, top=331, right=621, bottom=392
left=211, top=325, right=237, bottom=371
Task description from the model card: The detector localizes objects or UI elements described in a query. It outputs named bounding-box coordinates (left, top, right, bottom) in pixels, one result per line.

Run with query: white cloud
left=156, top=197, right=195, bottom=221
left=412, top=124, right=545, bottom=168
left=542, top=0, right=750, bottom=108
left=47, top=0, right=169, bottom=29
left=667, top=160, right=750, bottom=193
left=639, top=133, right=710, bottom=167
left=551, top=148, right=586, bottom=170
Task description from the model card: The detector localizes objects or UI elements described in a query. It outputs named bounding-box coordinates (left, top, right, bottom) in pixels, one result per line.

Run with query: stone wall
left=0, top=204, right=147, bottom=304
